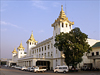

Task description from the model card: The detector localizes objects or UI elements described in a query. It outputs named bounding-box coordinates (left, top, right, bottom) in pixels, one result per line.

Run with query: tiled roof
left=92, top=42, right=100, bottom=48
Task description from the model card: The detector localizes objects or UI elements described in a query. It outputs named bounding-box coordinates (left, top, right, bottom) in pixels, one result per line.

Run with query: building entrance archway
left=36, top=61, right=50, bottom=70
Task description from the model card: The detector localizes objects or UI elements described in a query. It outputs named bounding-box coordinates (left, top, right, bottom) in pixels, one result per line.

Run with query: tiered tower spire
left=52, top=5, right=74, bottom=27
left=26, top=31, right=38, bottom=43
left=12, top=48, right=17, bottom=54
left=17, top=41, right=25, bottom=50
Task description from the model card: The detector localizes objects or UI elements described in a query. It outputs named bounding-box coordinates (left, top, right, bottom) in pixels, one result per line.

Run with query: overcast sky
left=0, top=0, right=100, bottom=59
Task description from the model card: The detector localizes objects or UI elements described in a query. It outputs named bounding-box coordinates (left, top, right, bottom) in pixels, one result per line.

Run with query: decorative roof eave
left=92, top=42, right=100, bottom=48
left=52, top=18, right=74, bottom=27
left=17, top=47, right=25, bottom=50
left=26, top=40, right=38, bottom=43
left=12, top=48, right=17, bottom=54
left=32, top=37, right=53, bottom=49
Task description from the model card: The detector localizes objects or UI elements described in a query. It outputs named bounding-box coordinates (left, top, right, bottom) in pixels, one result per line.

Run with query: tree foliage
left=54, top=27, right=92, bottom=66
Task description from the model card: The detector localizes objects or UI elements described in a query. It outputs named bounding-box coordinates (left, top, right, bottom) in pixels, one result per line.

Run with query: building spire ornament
left=61, top=5, right=63, bottom=10
left=12, top=48, right=17, bottom=53
left=52, top=5, right=74, bottom=27
left=17, top=41, right=25, bottom=50
left=26, top=31, right=38, bottom=43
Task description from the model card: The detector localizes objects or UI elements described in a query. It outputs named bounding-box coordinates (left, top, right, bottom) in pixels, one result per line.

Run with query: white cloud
left=52, top=2, right=60, bottom=7
left=0, top=28, right=7, bottom=32
left=38, top=30, right=44, bottom=33
left=32, top=0, right=47, bottom=10
left=0, top=21, right=21, bottom=28
left=0, top=2, right=7, bottom=12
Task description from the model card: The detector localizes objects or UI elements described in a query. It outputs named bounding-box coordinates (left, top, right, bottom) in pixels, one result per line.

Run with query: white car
left=54, top=65, right=69, bottom=73
left=21, top=66, right=28, bottom=71
left=29, top=67, right=34, bottom=72
left=15, top=66, right=22, bottom=70
left=11, top=65, right=16, bottom=68
left=34, top=66, right=46, bottom=73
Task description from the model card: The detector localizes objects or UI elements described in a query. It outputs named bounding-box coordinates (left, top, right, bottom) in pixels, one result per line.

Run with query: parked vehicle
left=81, top=66, right=88, bottom=71
left=29, top=67, right=34, bottom=72
left=0, top=65, right=1, bottom=68
left=5, top=65, right=8, bottom=67
left=21, top=66, right=28, bottom=71
left=27, top=67, right=31, bottom=71
left=54, top=65, right=69, bottom=73
left=34, top=66, right=46, bottom=73
left=11, top=65, right=16, bottom=68
left=69, top=66, right=78, bottom=72
left=15, top=66, right=22, bottom=70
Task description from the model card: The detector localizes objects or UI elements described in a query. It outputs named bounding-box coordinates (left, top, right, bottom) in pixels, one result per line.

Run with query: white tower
left=26, top=31, right=38, bottom=56
left=51, top=5, right=74, bottom=68
left=17, top=41, right=25, bottom=58
left=12, top=48, right=17, bottom=61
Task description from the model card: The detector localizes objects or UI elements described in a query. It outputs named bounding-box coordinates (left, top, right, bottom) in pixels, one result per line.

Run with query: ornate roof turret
left=52, top=5, right=74, bottom=27
left=26, top=31, right=38, bottom=43
left=17, top=41, right=25, bottom=50
left=12, top=48, right=17, bottom=54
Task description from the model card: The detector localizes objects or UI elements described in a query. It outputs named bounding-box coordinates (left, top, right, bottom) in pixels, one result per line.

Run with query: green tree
left=54, top=27, right=92, bottom=67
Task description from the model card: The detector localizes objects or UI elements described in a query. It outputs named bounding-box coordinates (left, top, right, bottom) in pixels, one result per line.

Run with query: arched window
left=62, top=23, right=64, bottom=27
left=66, top=24, right=67, bottom=27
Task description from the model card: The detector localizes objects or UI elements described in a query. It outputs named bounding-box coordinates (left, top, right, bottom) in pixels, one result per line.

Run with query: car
left=34, top=66, right=47, bottom=73
left=69, top=66, right=78, bottom=72
left=21, top=66, right=28, bottom=71
left=5, top=65, right=8, bottom=67
left=29, top=67, right=34, bottom=72
left=54, top=65, right=69, bottom=73
left=0, top=65, right=1, bottom=68
left=11, top=65, right=16, bottom=68
left=15, top=66, right=22, bottom=70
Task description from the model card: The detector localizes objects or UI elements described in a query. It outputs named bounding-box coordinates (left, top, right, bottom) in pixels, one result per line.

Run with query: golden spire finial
left=26, top=31, right=38, bottom=43
left=61, top=5, right=63, bottom=10
left=17, top=41, right=25, bottom=50
left=32, top=31, right=33, bottom=34
left=12, top=48, right=17, bottom=53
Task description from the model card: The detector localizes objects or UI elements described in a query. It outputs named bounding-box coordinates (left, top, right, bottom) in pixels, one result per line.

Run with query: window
left=42, top=47, right=43, bottom=51
left=39, top=54, right=40, bottom=58
left=54, top=26, right=55, bottom=30
left=69, top=25, right=71, bottom=29
left=35, top=50, right=36, bottom=53
left=48, top=45, right=50, bottom=49
left=59, top=67, right=62, bottom=69
left=56, top=50, right=57, bottom=54
left=48, top=52, right=50, bottom=56
left=42, top=53, right=43, bottom=56
left=66, top=24, right=67, bottom=27
left=37, top=49, right=38, bottom=53
left=96, top=52, right=99, bottom=55
left=33, top=51, right=34, bottom=54
left=51, top=43, right=53, bottom=48
left=62, top=23, right=64, bottom=27
left=21, top=52, right=22, bottom=54
left=51, top=52, right=53, bottom=56
left=63, top=67, right=67, bottom=69
left=39, top=48, right=41, bottom=52
left=45, top=53, right=46, bottom=57
left=56, top=33, right=57, bottom=35
left=51, top=54, right=52, bottom=56
left=92, top=52, right=94, bottom=56
left=30, top=42, right=31, bottom=45
left=45, top=46, right=46, bottom=50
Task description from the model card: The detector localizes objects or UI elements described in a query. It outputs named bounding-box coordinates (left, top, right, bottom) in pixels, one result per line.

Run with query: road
left=0, top=66, right=100, bottom=75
